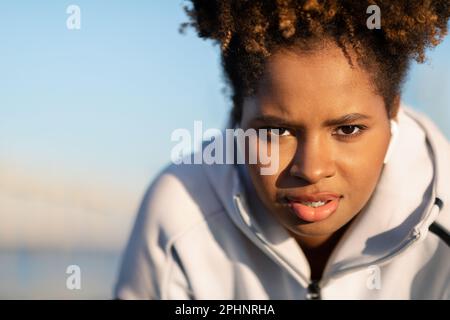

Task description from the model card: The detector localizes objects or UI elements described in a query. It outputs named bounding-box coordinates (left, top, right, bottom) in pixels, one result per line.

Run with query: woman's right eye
left=262, top=127, right=292, bottom=137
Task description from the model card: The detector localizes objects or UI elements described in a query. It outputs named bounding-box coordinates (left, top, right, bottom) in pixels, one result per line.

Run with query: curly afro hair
left=180, top=0, right=450, bottom=126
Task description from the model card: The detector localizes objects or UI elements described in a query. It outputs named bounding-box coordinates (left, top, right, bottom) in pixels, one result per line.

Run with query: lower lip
left=288, top=198, right=341, bottom=222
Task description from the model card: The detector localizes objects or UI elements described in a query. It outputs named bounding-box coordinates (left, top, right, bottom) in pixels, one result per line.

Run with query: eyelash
left=259, top=125, right=368, bottom=140
left=333, top=125, right=368, bottom=139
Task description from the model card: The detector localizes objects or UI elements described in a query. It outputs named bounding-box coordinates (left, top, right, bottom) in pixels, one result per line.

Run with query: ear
left=389, top=95, right=401, bottom=121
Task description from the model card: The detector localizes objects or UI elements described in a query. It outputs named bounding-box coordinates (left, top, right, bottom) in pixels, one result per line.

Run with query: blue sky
left=0, top=1, right=449, bottom=197
left=0, top=1, right=228, bottom=195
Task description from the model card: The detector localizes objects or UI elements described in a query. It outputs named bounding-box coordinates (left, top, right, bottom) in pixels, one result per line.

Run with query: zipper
left=306, top=279, right=321, bottom=300
left=305, top=230, right=419, bottom=300
left=317, top=228, right=421, bottom=289
left=316, top=198, right=443, bottom=289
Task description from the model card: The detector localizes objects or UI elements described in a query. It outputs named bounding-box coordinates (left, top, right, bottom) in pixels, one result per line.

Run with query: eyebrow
left=251, top=112, right=372, bottom=127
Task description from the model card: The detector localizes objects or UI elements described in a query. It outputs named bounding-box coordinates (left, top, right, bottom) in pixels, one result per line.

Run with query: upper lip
left=285, top=192, right=341, bottom=203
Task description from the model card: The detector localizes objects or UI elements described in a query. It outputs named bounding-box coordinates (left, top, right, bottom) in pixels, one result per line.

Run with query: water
left=0, top=249, right=122, bottom=299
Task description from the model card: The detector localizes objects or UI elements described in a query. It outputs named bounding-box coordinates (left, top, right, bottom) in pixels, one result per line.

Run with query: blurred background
left=0, top=1, right=449, bottom=299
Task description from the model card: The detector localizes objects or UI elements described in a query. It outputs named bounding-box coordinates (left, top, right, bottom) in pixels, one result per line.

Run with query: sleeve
left=113, top=173, right=194, bottom=300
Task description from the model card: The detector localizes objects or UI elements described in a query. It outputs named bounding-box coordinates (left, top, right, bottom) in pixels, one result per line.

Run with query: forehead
left=245, top=45, right=383, bottom=122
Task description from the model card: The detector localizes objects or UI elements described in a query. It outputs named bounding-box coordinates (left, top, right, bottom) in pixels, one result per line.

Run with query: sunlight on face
left=240, top=42, right=393, bottom=238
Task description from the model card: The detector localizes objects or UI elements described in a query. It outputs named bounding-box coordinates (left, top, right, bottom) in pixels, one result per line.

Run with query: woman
left=115, top=0, right=450, bottom=299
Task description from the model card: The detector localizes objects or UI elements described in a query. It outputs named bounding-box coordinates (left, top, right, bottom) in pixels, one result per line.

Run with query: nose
left=289, top=134, right=336, bottom=184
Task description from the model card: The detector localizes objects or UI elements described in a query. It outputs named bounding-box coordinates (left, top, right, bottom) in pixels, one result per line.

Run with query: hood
left=203, top=105, right=450, bottom=286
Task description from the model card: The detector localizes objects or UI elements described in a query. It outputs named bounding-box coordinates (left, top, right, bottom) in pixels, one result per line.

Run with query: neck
left=289, top=223, right=351, bottom=280
left=293, top=225, right=347, bottom=249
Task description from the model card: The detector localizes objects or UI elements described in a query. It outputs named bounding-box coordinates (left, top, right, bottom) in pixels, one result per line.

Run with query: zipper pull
left=306, top=280, right=322, bottom=300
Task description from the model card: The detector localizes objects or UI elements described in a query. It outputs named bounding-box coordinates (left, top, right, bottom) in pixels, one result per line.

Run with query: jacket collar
left=402, top=107, right=450, bottom=216
left=203, top=149, right=312, bottom=285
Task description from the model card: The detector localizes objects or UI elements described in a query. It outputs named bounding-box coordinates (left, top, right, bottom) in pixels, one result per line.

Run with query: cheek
left=338, top=131, right=389, bottom=211
left=246, top=141, right=296, bottom=199
left=248, top=164, right=278, bottom=200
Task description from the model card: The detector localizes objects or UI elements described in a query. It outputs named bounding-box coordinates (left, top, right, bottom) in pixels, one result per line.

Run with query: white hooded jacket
left=115, top=106, right=450, bottom=299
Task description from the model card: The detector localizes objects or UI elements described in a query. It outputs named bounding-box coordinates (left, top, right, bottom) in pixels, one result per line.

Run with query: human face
left=240, top=43, right=393, bottom=240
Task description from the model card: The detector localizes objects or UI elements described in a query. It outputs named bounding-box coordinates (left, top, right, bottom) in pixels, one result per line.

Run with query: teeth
left=300, top=200, right=328, bottom=208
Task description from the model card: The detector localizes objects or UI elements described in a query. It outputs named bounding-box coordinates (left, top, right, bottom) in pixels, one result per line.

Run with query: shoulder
left=137, top=162, right=226, bottom=241
left=401, top=106, right=450, bottom=220
left=114, top=162, right=229, bottom=299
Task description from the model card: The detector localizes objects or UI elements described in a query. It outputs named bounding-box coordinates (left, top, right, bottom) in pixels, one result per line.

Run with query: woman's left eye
left=334, top=125, right=366, bottom=137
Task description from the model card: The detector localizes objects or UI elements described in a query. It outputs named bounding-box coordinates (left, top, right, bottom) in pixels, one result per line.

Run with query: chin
left=295, top=224, right=342, bottom=237
left=287, top=214, right=349, bottom=237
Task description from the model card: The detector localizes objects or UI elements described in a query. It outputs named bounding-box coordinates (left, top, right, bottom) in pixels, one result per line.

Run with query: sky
left=0, top=1, right=228, bottom=198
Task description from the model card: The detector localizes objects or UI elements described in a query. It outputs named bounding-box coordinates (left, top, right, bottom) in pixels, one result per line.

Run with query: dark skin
left=289, top=219, right=352, bottom=280
left=240, top=42, right=400, bottom=280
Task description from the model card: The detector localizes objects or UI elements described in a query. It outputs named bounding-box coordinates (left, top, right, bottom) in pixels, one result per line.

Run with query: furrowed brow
left=250, top=112, right=371, bottom=127
left=323, top=113, right=371, bottom=127
left=250, top=114, right=294, bottom=127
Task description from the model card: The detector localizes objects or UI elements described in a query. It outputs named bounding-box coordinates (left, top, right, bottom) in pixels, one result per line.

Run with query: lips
left=286, top=192, right=341, bottom=203
left=285, top=192, right=342, bottom=222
